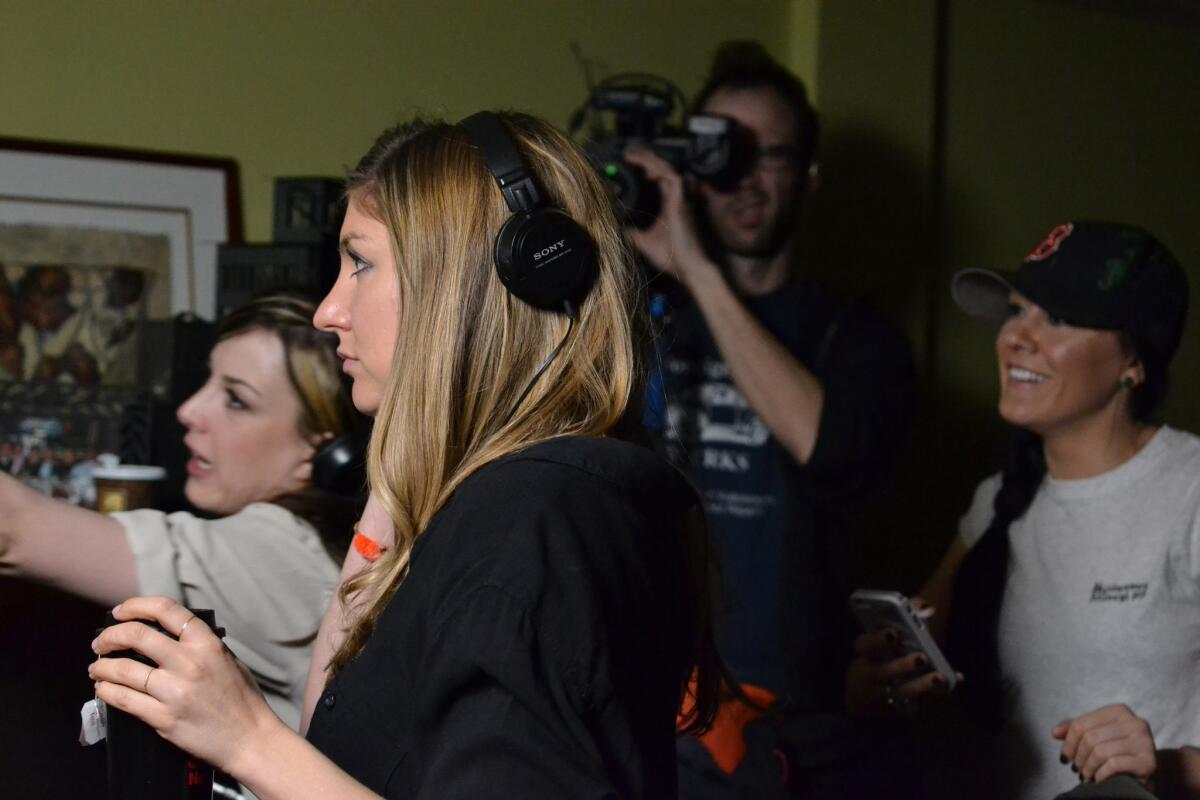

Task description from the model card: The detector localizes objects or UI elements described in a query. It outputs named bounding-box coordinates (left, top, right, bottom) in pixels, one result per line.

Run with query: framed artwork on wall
left=0, top=138, right=241, bottom=501
left=0, top=137, right=241, bottom=321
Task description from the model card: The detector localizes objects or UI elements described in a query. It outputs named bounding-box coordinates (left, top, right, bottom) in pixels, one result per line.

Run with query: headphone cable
left=503, top=300, right=578, bottom=427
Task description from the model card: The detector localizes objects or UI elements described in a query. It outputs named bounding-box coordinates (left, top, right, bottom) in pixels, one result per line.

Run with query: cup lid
left=92, top=464, right=167, bottom=481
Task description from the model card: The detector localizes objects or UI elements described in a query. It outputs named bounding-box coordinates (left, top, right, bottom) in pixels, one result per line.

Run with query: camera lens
left=597, top=161, right=660, bottom=230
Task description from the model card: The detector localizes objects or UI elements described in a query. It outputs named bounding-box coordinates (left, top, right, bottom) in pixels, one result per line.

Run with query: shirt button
left=323, top=692, right=336, bottom=709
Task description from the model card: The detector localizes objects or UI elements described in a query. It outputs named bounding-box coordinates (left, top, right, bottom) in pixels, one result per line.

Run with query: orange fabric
left=352, top=525, right=384, bottom=561
left=677, top=678, right=777, bottom=775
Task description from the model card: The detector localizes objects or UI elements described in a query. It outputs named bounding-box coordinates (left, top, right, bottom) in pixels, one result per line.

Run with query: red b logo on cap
left=1025, top=223, right=1074, bottom=262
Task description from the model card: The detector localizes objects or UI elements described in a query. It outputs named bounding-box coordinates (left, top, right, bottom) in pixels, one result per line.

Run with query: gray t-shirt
left=959, top=426, right=1200, bottom=800
left=114, top=501, right=339, bottom=731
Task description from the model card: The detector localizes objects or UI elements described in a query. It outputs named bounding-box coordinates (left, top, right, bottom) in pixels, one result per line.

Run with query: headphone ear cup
left=311, top=429, right=369, bottom=496
left=495, top=209, right=595, bottom=311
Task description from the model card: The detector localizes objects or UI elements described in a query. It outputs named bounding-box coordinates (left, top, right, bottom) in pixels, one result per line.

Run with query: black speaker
left=137, top=313, right=215, bottom=407
left=216, top=241, right=339, bottom=321
left=272, top=178, right=345, bottom=244
left=126, top=313, right=215, bottom=512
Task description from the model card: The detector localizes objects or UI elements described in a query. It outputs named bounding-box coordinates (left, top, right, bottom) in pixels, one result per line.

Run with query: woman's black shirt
left=307, top=436, right=701, bottom=798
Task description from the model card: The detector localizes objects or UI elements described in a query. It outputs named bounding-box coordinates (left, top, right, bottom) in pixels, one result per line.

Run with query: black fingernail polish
left=1071, top=764, right=1078, bottom=773
left=1060, top=755, right=1068, bottom=764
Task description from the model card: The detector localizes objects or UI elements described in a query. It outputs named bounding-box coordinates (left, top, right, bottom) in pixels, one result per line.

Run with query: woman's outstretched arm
left=0, top=472, right=137, bottom=605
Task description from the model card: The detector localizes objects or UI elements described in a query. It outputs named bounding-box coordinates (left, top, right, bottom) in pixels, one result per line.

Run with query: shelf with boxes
left=217, top=177, right=345, bottom=318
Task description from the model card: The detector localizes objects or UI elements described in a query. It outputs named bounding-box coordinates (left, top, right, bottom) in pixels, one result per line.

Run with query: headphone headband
left=459, top=112, right=541, bottom=213
left=457, top=111, right=595, bottom=312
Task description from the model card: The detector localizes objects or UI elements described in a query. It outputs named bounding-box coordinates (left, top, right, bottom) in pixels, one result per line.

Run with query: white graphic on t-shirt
left=664, top=357, right=770, bottom=487
left=706, top=489, right=777, bottom=518
left=665, top=374, right=769, bottom=448
left=702, top=448, right=750, bottom=473
left=1089, top=582, right=1148, bottom=602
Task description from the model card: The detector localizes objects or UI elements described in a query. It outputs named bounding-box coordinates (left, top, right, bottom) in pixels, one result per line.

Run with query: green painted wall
left=1, top=1, right=815, bottom=242
left=788, top=0, right=821, bottom=100
left=807, top=0, right=940, bottom=358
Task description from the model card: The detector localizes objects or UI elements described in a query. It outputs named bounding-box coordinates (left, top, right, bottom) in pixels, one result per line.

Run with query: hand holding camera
left=621, top=146, right=714, bottom=287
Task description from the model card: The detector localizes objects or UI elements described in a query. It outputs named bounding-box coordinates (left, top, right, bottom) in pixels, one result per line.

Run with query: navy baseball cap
left=952, top=221, right=1189, bottom=362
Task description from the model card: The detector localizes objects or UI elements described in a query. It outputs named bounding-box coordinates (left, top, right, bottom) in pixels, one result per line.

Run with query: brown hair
left=217, top=292, right=361, bottom=558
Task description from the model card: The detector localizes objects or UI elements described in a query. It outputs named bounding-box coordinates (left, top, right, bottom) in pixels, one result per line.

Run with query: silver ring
left=179, top=614, right=198, bottom=639
left=143, top=666, right=156, bottom=695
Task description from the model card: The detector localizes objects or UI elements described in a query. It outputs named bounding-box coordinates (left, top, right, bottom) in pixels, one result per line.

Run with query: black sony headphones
left=311, top=427, right=369, bottom=497
left=458, top=111, right=596, bottom=312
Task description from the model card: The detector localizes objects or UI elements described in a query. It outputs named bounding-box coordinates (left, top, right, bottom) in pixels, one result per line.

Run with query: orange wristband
left=352, top=523, right=385, bottom=561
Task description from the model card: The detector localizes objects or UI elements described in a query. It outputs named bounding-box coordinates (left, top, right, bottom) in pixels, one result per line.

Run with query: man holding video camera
left=626, top=42, right=917, bottom=798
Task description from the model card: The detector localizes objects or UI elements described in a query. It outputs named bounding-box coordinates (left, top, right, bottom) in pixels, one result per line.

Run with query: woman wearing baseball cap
left=846, top=221, right=1199, bottom=799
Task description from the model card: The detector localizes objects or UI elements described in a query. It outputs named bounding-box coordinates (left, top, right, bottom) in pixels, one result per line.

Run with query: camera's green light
left=604, top=165, right=619, bottom=177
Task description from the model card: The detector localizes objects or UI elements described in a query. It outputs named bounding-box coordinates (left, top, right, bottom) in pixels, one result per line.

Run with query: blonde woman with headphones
left=89, top=112, right=722, bottom=799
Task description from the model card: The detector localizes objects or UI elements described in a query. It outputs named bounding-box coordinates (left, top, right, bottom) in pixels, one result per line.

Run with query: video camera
left=570, top=74, right=747, bottom=228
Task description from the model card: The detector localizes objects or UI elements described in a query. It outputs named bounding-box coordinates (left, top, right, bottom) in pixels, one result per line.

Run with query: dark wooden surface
left=0, top=578, right=109, bottom=796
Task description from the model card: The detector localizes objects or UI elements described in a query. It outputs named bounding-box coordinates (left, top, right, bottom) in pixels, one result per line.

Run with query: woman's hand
left=90, top=596, right=288, bottom=775
left=1052, top=704, right=1157, bottom=787
left=844, top=603, right=959, bottom=717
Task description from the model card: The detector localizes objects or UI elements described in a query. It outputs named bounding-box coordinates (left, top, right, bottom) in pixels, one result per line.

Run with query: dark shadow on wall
left=794, top=123, right=1007, bottom=593
left=852, top=382, right=1009, bottom=593
left=796, top=124, right=931, bottom=341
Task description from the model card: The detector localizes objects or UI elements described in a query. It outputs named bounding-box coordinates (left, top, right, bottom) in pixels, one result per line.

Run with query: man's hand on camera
left=623, top=147, right=718, bottom=288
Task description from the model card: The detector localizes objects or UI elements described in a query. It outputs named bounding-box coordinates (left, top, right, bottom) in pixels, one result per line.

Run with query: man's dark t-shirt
left=650, top=279, right=915, bottom=711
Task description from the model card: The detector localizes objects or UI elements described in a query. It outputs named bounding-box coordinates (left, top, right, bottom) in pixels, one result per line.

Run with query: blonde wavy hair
left=329, top=113, right=645, bottom=672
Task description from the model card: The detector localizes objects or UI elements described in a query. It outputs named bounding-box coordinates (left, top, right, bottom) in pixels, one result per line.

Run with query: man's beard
left=703, top=193, right=797, bottom=262
left=717, top=214, right=792, bottom=260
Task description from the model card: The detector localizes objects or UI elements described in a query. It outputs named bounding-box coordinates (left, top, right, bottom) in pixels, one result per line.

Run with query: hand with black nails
left=1052, top=704, right=1158, bottom=789
left=844, top=604, right=962, bottom=718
